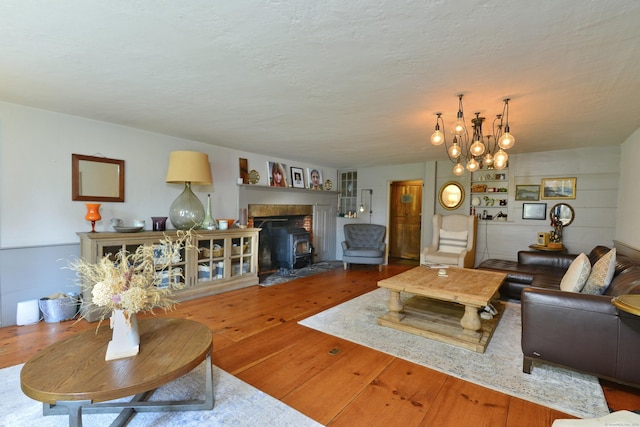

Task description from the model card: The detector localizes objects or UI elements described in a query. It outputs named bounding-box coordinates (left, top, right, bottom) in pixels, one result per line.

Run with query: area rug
left=299, top=289, right=609, bottom=419
left=260, top=260, right=343, bottom=287
left=0, top=363, right=321, bottom=427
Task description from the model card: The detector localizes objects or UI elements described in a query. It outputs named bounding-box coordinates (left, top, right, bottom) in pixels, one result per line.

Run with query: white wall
left=0, top=101, right=336, bottom=326
left=350, top=146, right=621, bottom=266
left=0, top=101, right=336, bottom=247
left=616, top=127, right=640, bottom=250
left=335, top=163, right=428, bottom=259
left=429, top=147, right=620, bottom=264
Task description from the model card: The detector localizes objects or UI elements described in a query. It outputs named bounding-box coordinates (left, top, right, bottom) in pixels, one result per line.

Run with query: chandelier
left=430, top=94, right=515, bottom=176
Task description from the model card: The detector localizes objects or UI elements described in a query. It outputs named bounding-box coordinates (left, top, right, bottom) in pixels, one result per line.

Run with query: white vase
left=105, top=309, right=140, bottom=361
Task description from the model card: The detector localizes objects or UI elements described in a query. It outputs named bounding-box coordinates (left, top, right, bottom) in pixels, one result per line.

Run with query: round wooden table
left=528, top=243, right=568, bottom=253
left=20, top=317, right=213, bottom=427
left=612, top=294, right=640, bottom=316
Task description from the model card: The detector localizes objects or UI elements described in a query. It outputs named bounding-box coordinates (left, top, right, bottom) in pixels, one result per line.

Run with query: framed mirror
left=439, top=181, right=465, bottom=210
left=550, top=203, right=574, bottom=226
left=72, top=154, right=125, bottom=202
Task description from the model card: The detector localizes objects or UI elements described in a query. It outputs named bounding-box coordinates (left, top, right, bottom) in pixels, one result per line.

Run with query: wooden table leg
left=386, top=290, right=405, bottom=322
left=460, top=305, right=482, bottom=333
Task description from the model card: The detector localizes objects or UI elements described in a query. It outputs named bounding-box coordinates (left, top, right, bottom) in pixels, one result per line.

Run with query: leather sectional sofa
left=478, top=246, right=640, bottom=387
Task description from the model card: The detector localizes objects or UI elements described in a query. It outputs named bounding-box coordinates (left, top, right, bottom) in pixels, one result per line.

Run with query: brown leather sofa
left=477, top=250, right=577, bottom=300
left=480, top=246, right=640, bottom=386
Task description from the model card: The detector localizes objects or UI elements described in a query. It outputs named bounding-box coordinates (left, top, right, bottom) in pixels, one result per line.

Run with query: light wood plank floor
left=2, top=260, right=639, bottom=426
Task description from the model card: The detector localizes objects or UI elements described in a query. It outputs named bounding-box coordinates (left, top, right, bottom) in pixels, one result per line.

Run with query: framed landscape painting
left=541, top=177, right=576, bottom=200
left=515, top=185, right=540, bottom=201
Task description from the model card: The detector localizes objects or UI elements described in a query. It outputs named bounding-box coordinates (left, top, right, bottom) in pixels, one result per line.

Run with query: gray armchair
left=341, top=223, right=386, bottom=271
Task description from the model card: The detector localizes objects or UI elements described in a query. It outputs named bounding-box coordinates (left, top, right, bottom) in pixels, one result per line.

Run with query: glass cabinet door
left=153, top=241, right=186, bottom=289
left=230, top=236, right=253, bottom=277
left=196, top=236, right=226, bottom=283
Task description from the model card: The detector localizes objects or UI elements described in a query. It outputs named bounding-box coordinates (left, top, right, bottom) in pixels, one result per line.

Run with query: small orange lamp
left=85, top=203, right=102, bottom=232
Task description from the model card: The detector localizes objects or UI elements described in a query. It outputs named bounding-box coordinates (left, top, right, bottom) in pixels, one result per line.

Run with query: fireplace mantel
left=238, top=184, right=338, bottom=209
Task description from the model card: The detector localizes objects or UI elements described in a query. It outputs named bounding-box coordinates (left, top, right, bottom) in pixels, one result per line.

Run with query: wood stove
left=272, top=227, right=312, bottom=270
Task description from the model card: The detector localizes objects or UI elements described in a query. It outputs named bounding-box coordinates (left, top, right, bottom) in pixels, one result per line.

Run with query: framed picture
left=541, top=177, right=577, bottom=200
left=290, top=166, right=305, bottom=188
left=522, top=203, right=547, bottom=220
left=515, top=185, right=540, bottom=201
left=307, top=168, right=323, bottom=190
left=267, top=161, right=288, bottom=187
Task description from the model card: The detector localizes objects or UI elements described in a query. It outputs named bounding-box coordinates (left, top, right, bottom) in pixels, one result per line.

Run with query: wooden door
left=389, top=180, right=422, bottom=259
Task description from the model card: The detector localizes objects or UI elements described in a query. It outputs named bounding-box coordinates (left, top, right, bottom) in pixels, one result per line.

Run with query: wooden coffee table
left=20, top=317, right=214, bottom=427
left=377, top=266, right=506, bottom=353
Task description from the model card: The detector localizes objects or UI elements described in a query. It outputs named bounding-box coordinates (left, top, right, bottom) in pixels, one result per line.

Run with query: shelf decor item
left=201, top=194, right=216, bottom=230
left=166, top=151, right=213, bottom=230
left=151, top=216, right=168, bottom=231
left=84, top=203, right=102, bottom=232
left=68, top=231, right=192, bottom=360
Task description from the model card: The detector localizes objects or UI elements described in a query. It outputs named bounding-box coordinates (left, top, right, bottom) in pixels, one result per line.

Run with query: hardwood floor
left=2, top=260, right=640, bottom=426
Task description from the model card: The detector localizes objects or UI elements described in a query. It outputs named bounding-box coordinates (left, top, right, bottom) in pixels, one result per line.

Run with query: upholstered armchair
left=341, top=224, right=386, bottom=271
left=421, top=214, right=478, bottom=268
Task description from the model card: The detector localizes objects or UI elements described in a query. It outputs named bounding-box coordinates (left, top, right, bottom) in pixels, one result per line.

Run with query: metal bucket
left=38, top=293, right=80, bottom=323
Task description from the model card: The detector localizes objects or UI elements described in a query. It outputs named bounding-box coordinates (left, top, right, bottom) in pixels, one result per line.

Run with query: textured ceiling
left=1, top=1, right=639, bottom=168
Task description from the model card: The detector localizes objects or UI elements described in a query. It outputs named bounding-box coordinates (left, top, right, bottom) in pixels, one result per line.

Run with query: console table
left=78, top=229, right=260, bottom=321
left=20, top=317, right=213, bottom=427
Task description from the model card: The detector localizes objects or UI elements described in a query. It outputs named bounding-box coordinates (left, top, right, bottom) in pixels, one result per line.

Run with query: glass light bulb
left=483, top=152, right=494, bottom=165
left=466, top=158, right=480, bottom=172
left=431, top=130, right=444, bottom=146
left=498, top=132, right=515, bottom=150
left=454, top=119, right=465, bottom=136
left=494, top=148, right=508, bottom=165
left=448, top=143, right=461, bottom=158
left=470, top=140, right=485, bottom=156
left=494, top=160, right=507, bottom=170
left=359, top=203, right=365, bottom=213
left=453, top=162, right=465, bottom=176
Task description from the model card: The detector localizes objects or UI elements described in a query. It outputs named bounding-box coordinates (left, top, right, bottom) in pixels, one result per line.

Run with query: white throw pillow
left=582, top=248, right=617, bottom=295
left=560, top=253, right=591, bottom=293
left=438, top=229, right=468, bottom=254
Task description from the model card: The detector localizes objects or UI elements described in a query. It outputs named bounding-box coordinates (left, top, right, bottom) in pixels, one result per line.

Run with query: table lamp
left=166, top=151, right=212, bottom=230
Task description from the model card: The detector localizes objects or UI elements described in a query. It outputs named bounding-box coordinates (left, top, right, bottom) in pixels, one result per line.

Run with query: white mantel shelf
left=237, top=184, right=337, bottom=194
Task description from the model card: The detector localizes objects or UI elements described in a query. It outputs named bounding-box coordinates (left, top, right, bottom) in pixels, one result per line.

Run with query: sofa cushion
left=438, top=229, right=468, bottom=254
left=560, top=253, right=591, bottom=293
left=582, top=248, right=616, bottom=295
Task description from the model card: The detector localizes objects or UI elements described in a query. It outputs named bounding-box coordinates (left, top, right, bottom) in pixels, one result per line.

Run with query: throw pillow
left=582, top=248, right=617, bottom=295
left=438, top=229, right=468, bottom=254
left=559, top=253, right=591, bottom=293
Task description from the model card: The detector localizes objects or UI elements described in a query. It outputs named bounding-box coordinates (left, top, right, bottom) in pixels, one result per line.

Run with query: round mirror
left=439, top=181, right=465, bottom=210
left=550, top=203, right=575, bottom=226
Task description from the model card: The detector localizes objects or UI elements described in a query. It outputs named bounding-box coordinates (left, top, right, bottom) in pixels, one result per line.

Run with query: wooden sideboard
left=77, top=228, right=260, bottom=322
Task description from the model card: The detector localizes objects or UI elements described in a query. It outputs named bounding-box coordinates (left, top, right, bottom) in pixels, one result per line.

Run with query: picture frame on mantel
left=290, top=166, right=305, bottom=188
left=541, top=177, right=577, bottom=200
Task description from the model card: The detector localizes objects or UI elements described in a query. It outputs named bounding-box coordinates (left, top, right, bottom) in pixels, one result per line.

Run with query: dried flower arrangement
left=68, top=230, right=193, bottom=322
